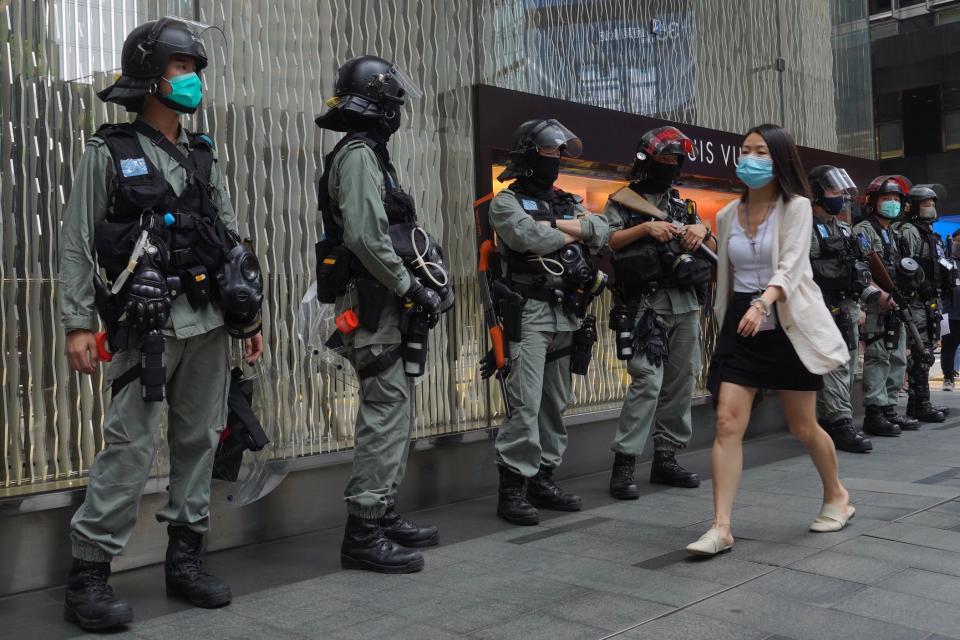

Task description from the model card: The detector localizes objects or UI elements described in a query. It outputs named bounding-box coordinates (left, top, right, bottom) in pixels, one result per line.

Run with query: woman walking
left=687, top=124, right=854, bottom=556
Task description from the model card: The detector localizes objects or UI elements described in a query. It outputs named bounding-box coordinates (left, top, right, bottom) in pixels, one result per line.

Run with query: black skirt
left=707, top=292, right=822, bottom=396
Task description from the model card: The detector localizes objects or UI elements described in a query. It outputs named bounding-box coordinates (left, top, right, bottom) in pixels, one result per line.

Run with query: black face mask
left=640, top=160, right=681, bottom=193
left=529, top=155, right=561, bottom=189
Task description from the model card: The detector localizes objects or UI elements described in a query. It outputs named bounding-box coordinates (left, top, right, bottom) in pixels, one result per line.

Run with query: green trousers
left=71, top=328, right=230, bottom=563
left=495, top=329, right=573, bottom=478
left=612, top=309, right=700, bottom=456
left=817, top=304, right=859, bottom=423
left=343, top=343, right=414, bottom=519
left=862, top=311, right=908, bottom=408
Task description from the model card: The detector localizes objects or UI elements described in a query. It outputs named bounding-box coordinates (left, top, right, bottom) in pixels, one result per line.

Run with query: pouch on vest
left=492, top=280, right=525, bottom=343
left=315, top=240, right=353, bottom=303
left=182, top=265, right=211, bottom=309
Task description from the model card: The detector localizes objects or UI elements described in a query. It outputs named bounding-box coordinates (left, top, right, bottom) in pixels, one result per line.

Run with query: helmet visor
left=388, top=64, right=423, bottom=100
left=528, top=119, right=582, bottom=158
left=817, top=167, right=858, bottom=195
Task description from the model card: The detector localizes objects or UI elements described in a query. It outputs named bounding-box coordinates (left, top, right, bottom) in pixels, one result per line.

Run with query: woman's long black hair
left=742, top=123, right=811, bottom=201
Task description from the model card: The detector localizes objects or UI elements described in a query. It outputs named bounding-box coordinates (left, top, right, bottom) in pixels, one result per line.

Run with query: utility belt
left=490, top=278, right=597, bottom=376
left=865, top=312, right=902, bottom=350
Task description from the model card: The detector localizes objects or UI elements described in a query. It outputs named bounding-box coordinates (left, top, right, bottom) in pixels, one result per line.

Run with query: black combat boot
left=380, top=498, right=439, bottom=548
left=887, top=404, right=923, bottom=429
left=341, top=515, right=425, bottom=573
left=165, top=526, right=232, bottom=608
left=863, top=405, right=900, bottom=436
left=650, top=450, right=700, bottom=488
left=63, top=559, right=133, bottom=631
left=609, top=453, right=641, bottom=500
left=527, top=465, right=583, bottom=511
left=497, top=466, right=539, bottom=525
left=822, top=418, right=873, bottom=453
left=906, top=398, right=944, bottom=423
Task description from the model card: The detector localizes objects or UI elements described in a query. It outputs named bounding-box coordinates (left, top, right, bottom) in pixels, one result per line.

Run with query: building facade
left=0, top=0, right=873, bottom=497
left=869, top=0, right=960, bottom=214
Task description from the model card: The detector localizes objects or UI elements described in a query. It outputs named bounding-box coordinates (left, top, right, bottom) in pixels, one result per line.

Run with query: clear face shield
left=528, top=119, right=583, bottom=158
left=818, top=167, right=858, bottom=197
left=387, top=63, right=423, bottom=100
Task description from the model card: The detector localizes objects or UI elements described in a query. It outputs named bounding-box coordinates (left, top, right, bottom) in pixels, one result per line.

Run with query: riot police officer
left=605, top=126, right=716, bottom=499
left=315, top=55, right=452, bottom=572
left=487, top=119, right=608, bottom=525
left=59, top=18, right=264, bottom=630
left=853, top=176, right=919, bottom=437
left=897, top=184, right=956, bottom=422
left=807, top=165, right=873, bottom=453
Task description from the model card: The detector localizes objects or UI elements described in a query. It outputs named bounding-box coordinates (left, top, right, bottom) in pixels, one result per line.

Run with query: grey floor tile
left=834, top=587, right=960, bottom=639
left=898, top=510, right=960, bottom=530
left=536, top=588, right=673, bottom=632
left=619, top=610, right=771, bottom=640
left=832, top=537, right=960, bottom=578
left=788, top=550, right=907, bottom=584
left=842, top=478, right=960, bottom=499
left=469, top=611, right=606, bottom=640
left=866, top=522, right=960, bottom=553
left=527, top=555, right=725, bottom=607
left=636, top=551, right=776, bottom=587
left=741, top=567, right=868, bottom=607
left=423, top=599, right=529, bottom=635
left=876, top=568, right=960, bottom=607
left=324, top=614, right=468, bottom=640
left=687, top=589, right=928, bottom=640
left=523, top=530, right=674, bottom=565
left=721, top=538, right=822, bottom=567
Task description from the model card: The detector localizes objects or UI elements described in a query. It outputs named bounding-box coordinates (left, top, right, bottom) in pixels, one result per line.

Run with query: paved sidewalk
left=6, top=392, right=960, bottom=640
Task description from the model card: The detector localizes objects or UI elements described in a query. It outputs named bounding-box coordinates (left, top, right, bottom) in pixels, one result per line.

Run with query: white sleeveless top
left=729, top=210, right=774, bottom=294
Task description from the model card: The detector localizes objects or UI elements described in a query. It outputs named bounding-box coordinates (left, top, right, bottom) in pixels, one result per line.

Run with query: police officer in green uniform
left=59, top=18, right=264, bottom=631
left=604, top=127, right=715, bottom=499
left=853, top=176, right=919, bottom=437
left=897, top=184, right=956, bottom=422
left=487, top=119, right=608, bottom=525
left=807, top=165, right=873, bottom=453
left=314, top=56, right=452, bottom=572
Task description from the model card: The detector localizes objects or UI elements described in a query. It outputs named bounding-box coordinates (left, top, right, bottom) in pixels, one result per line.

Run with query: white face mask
left=918, top=205, right=937, bottom=221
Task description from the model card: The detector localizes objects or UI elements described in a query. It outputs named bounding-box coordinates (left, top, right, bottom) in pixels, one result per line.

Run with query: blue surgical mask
left=160, top=72, right=203, bottom=112
left=878, top=200, right=901, bottom=219
left=822, top=195, right=845, bottom=215
left=736, top=155, right=775, bottom=189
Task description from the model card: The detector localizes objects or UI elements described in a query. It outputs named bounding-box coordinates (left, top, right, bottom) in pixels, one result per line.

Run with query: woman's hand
left=737, top=303, right=766, bottom=337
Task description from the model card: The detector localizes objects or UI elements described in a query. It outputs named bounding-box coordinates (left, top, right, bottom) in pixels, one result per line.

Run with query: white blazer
left=714, top=195, right=848, bottom=375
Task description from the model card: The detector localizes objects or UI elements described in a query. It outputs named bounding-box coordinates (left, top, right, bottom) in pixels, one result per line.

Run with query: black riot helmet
left=807, top=165, right=857, bottom=214
left=314, top=55, right=421, bottom=133
left=629, top=126, right=695, bottom=179
left=906, top=184, right=945, bottom=221
left=497, top=119, right=582, bottom=181
left=97, top=17, right=209, bottom=112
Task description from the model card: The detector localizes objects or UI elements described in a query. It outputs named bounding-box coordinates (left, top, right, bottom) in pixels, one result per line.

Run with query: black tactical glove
left=479, top=348, right=511, bottom=380
left=123, top=265, right=170, bottom=330
left=405, top=279, right=442, bottom=315
left=633, top=308, right=670, bottom=367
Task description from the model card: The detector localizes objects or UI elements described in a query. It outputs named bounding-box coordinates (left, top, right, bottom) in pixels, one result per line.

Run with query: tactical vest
left=611, top=189, right=705, bottom=300
left=904, top=221, right=949, bottom=293
left=810, top=220, right=856, bottom=294
left=314, top=132, right=417, bottom=302
left=93, top=122, right=231, bottom=287
left=499, top=186, right=580, bottom=280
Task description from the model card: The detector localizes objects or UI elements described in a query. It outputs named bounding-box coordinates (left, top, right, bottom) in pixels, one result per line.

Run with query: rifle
left=865, top=251, right=934, bottom=365
left=478, top=239, right=512, bottom=418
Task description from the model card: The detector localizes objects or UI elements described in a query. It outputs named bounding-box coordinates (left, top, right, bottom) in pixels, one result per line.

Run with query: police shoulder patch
left=521, top=198, right=540, bottom=211
left=119, top=157, right=149, bottom=177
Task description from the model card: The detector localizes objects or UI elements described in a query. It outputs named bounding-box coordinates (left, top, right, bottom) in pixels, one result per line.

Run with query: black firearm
left=866, top=251, right=934, bottom=365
